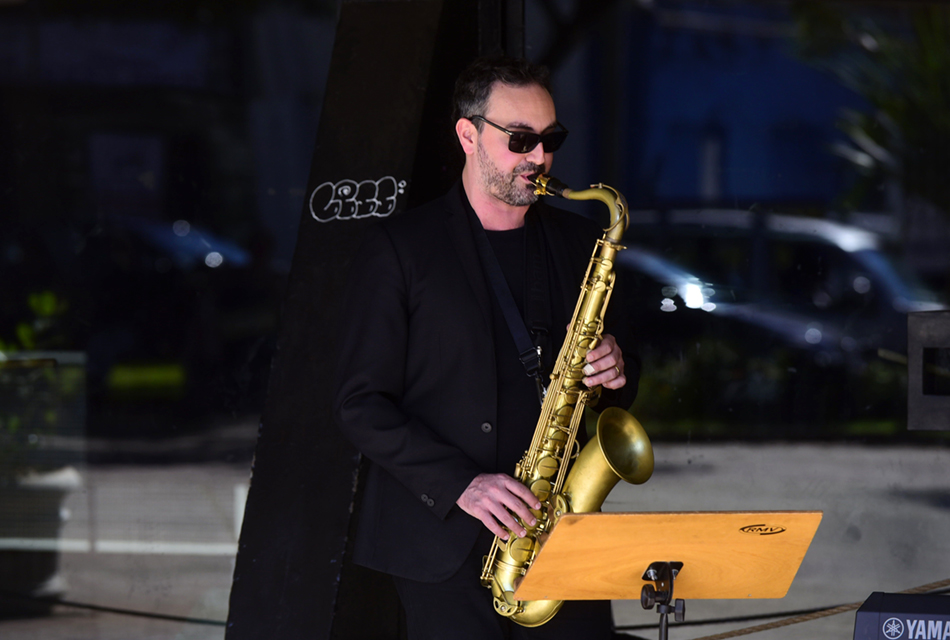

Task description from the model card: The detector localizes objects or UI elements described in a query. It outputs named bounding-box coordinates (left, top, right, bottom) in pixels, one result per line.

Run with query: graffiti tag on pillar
left=309, top=177, right=407, bottom=223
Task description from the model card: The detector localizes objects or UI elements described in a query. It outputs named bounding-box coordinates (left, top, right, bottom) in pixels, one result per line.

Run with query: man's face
left=474, top=82, right=558, bottom=207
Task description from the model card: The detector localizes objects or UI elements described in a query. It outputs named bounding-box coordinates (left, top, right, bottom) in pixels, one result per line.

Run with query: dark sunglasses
left=468, top=115, right=569, bottom=154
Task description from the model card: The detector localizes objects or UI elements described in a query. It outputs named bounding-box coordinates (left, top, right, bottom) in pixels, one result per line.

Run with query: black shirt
left=459, top=191, right=572, bottom=475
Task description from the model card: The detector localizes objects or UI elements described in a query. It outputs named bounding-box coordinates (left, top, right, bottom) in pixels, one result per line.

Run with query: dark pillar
left=226, top=2, right=525, bottom=639
left=478, top=0, right=525, bottom=58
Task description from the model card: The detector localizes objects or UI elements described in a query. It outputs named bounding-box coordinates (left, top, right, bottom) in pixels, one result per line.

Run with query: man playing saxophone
left=335, top=56, right=639, bottom=639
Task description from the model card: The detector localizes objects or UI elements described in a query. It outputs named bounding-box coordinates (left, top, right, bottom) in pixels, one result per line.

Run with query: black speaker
left=908, top=311, right=950, bottom=431
left=853, top=592, right=950, bottom=640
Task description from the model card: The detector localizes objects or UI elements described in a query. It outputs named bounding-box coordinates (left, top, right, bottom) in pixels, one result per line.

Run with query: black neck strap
left=468, top=209, right=551, bottom=405
left=523, top=209, right=553, bottom=368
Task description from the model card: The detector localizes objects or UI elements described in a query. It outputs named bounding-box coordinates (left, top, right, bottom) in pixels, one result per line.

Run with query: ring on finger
left=613, top=365, right=621, bottom=377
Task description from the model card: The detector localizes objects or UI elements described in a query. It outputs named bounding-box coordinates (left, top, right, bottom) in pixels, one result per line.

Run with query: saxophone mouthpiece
left=529, top=173, right=570, bottom=198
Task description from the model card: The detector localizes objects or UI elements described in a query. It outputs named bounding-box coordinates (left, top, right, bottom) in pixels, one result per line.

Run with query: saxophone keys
left=529, top=478, right=551, bottom=501
left=535, top=457, right=557, bottom=479
left=493, top=592, right=521, bottom=617
left=507, top=536, right=534, bottom=563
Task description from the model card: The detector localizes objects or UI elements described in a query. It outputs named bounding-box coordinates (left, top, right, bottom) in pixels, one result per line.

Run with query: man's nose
left=525, top=142, right=546, bottom=165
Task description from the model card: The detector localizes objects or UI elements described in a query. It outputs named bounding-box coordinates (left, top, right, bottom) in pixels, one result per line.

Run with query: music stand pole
left=640, top=561, right=686, bottom=640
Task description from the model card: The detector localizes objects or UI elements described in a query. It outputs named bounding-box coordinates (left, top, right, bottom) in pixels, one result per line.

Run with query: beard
left=476, top=140, right=545, bottom=207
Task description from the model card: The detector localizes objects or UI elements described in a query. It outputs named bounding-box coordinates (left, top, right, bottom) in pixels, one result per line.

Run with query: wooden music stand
left=514, top=511, right=823, bottom=640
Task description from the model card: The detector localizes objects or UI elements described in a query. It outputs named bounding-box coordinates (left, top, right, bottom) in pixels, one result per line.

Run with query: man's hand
left=456, top=473, right=541, bottom=540
left=582, top=333, right=626, bottom=390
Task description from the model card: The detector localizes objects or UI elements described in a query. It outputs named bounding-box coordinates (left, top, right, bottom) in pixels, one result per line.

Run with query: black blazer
left=334, top=182, right=639, bottom=582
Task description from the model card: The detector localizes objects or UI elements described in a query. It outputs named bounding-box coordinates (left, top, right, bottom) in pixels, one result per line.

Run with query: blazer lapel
left=441, top=182, right=494, bottom=334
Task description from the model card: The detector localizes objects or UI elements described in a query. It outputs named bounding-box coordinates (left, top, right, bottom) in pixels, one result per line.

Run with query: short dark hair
left=452, top=56, right=552, bottom=126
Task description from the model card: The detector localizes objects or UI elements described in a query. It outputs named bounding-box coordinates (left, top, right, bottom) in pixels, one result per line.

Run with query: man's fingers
left=458, top=498, right=511, bottom=539
left=585, top=342, right=611, bottom=362
left=502, top=498, right=538, bottom=529
left=503, top=476, right=542, bottom=510
left=583, top=333, right=625, bottom=389
left=488, top=502, right=528, bottom=538
left=602, top=373, right=627, bottom=390
left=491, top=477, right=538, bottom=529
left=470, top=505, right=511, bottom=540
left=585, top=333, right=617, bottom=361
left=457, top=473, right=542, bottom=538
left=585, top=369, right=625, bottom=389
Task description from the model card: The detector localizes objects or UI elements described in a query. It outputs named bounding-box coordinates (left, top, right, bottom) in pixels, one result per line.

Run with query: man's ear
left=455, top=118, right=477, bottom=156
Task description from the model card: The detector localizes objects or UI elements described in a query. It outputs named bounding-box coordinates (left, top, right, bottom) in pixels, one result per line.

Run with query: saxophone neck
left=528, top=173, right=628, bottom=244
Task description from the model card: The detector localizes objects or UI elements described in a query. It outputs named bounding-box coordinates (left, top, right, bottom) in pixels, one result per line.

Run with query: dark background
left=4, top=0, right=948, bottom=443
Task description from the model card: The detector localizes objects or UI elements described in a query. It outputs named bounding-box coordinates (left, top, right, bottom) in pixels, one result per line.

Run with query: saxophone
left=479, top=173, right=654, bottom=627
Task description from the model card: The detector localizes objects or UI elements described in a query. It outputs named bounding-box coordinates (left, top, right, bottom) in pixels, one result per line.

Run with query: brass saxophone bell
left=597, top=407, right=654, bottom=486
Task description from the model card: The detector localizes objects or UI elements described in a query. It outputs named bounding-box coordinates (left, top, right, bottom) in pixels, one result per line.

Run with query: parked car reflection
left=1, top=215, right=281, bottom=436
left=616, top=211, right=945, bottom=437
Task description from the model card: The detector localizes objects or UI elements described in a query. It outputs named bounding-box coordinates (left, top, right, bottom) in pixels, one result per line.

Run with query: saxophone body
left=479, top=174, right=654, bottom=627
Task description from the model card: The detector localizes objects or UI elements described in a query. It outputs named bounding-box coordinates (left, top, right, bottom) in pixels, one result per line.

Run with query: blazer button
left=426, top=498, right=435, bottom=507
left=481, top=422, right=493, bottom=433
left=421, top=493, right=428, bottom=502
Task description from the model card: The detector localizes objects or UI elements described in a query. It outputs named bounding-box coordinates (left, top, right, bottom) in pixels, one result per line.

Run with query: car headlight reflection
left=682, top=283, right=704, bottom=309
